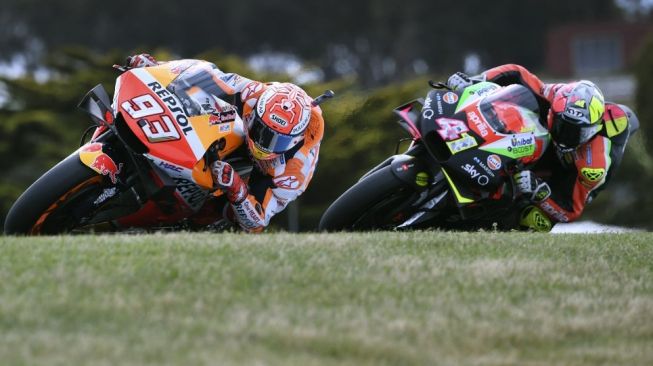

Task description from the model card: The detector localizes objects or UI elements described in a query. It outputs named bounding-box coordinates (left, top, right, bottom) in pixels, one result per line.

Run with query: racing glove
left=211, top=161, right=248, bottom=204
left=125, top=53, right=157, bottom=68
left=514, top=170, right=551, bottom=203
left=447, top=71, right=473, bottom=91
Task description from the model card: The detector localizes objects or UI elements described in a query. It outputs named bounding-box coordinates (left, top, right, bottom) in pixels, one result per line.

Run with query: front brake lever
left=312, top=90, right=335, bottom=106
left=112, top=64, right=130, bottom=73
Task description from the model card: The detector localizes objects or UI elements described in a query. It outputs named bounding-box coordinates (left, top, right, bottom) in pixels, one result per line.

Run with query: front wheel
left=319, top=165, right=419, bottom=231
left=4, top=153, right=110, bottom=235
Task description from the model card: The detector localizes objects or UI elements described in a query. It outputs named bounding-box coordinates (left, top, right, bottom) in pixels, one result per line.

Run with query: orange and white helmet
left=246, top=83, right=313, bottom=160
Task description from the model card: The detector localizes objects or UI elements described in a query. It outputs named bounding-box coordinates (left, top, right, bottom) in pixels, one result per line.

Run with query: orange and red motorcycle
left=5, top=60, right=266, bottom=234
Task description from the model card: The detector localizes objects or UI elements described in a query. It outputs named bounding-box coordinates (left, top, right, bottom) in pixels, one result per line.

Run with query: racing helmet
left=246, top=83, right=313, bottom=160
left=549, top=80, right=605, bottom=152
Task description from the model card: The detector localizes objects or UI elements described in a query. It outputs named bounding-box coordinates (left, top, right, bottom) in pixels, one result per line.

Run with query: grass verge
left=1, top=232, right=652, bottom=365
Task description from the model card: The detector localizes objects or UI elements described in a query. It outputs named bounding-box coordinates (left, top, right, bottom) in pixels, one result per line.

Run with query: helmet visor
left=551, top=115, right=601, bottom=149
left=248, top=115, right=300, bottom=155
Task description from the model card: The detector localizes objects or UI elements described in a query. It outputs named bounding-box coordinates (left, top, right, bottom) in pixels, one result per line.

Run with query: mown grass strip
left=1, top=232, right=652, bottom=365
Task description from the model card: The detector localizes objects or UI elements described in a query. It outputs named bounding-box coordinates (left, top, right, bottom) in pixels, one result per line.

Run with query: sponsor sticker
left=80, top=143, right=123, bottom=184
left=270, top=113, right=288, bottom=126
left=396, top=163, right=415, bottom=172
left=506, top=134, right=536, bottom=158
left=446, top=133, right=478, bottom=154
left=93, top=187, right=118, bottom=206
left=209, top=109, right=237, bottom=126
left=274, top=175, right=300, bottom=189
left=442, top=92, right=459, bottom=104
left=470, top=84, right=499, bottom=97
left=173, top=177, right=209, bottom=209
left=145, top=81, right=194, bottom=136
left=467, top=110, right=489, bottom=137
left=158, top=161, right=183, bottom=173
left=436, top=118, right=469, bottom=141
left=472, top=156, right=496, bottom=177
left=415, top=172, right=429, bottom=187
left=487, top=154, right=502, bottom=170
left=461, top=163, right=489, bottom=186
left=540, top=201, right=569, bottom=222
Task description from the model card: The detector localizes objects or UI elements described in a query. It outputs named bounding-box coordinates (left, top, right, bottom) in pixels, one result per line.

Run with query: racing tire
left=319, top=165, right=416, bottom=231
left=4, top=153, right=105, bottom=235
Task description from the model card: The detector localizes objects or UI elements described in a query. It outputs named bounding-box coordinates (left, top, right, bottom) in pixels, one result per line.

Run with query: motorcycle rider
left=447, top=64, right=638, bottom=231
left=126, top=54, right=326, bottom=232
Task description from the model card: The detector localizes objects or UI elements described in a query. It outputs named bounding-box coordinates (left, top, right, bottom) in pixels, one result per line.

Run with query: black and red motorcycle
left=319, top=81, right=552, bottom=231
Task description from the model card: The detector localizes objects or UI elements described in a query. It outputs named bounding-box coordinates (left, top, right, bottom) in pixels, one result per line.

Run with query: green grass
left=1, top=232, right=652, bottom=366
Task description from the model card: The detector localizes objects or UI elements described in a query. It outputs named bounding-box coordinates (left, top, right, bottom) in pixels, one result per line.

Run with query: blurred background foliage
left=0, top=0, right=652, bottom=230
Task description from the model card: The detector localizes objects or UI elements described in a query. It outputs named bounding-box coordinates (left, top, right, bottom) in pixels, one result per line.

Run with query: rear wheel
left=319, top=165, right=418, bottom=231
left=4, top=154, right=111, bottom=235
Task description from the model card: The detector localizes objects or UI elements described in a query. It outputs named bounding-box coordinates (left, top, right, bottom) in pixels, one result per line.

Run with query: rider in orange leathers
left=127, top=54, right=326, bottom=232
left=448, top=64, right=638, bottom=231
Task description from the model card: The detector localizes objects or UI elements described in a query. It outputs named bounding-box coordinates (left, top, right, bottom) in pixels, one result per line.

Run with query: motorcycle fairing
left=109, top=62, right=249, bottom=213
left=79, top=84, right=115, bottom=127
left=389, top=155, right=431, bottom=190
left=144, top=154, right=211, bottom=211
left=78, top=142, right=123, bottom=185
left=455, top=82, right=501, bottom=113
left=113, top=65, right=246, bottom=169
left=416, top=83, right=551, bottom=206
left=393, top=100, right=423, bottom=140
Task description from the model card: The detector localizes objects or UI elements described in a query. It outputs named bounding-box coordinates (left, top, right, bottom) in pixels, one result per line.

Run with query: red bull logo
left=91, top=154, right=123, bottom=184
left=80, top=143, right=123, bottom=184
left=81, top=143, right=102, bottom=153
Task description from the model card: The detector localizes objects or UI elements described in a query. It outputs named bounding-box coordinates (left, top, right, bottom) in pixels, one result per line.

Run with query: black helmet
left=549, top=80, right=605, bottom=152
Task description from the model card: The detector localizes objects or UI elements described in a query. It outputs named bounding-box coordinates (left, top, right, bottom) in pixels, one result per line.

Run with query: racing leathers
left=128, top=56, right=324, bottom=232
left=479, top=64, right=636, bottom=227
left=220, top=76, right=323, bottom=233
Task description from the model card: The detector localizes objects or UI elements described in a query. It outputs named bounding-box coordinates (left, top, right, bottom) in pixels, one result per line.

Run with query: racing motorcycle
left=4, top=60, right=331, bottom=235
left=319, top=81, right=551, bottom=231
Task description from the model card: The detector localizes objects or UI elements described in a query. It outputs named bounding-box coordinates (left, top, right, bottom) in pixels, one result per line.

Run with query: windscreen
left=167, top=64, right=234, bottom=117
left=479, top=84, right=541, bottom=134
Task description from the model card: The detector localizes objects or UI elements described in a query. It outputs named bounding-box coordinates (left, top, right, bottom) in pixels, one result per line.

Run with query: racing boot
left=519, top=205, right=553, bottom=232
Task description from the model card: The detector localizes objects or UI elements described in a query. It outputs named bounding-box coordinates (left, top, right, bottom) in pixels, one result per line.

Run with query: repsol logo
left=235, top=202, right=263, bottom=229
left=172, top=177, right=208, bottom=209
left=147, top=81, right=194, bottom=136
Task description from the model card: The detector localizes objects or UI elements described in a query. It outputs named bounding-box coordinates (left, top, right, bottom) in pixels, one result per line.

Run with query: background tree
left=0, top=0, right=622, bottom=85
left=1, top=0, right=651, bottom=230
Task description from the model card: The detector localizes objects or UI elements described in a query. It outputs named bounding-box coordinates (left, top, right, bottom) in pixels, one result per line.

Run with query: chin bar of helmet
left=311, top=90, right=335, bottom=106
